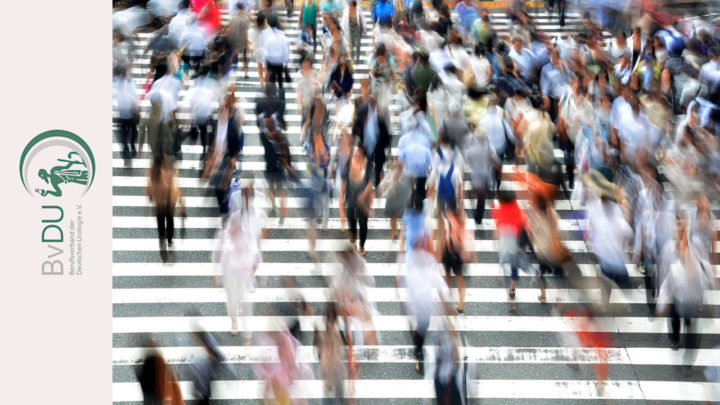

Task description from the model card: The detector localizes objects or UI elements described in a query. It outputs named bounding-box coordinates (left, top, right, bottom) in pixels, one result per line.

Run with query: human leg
left=359, top=212, right=368, bottom=253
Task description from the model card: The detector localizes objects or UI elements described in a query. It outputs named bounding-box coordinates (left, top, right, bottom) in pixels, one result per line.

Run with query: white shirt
left=509, top=47, right=536, bottom=80
left=469, top=55, right=491, bottom=89
left=113, top=76, right=138, bottom=119
left=699, top=59, right=720, bottom=89
left=260, top=27, right=290, bottom=65
left=181, top=24, right=211, bottom=56
left=148, top=75, right=182, bottom=120
left=617, top=110, right=659, bottom=162
left=447, top=45, right=469, bottom=72
left=587, top=199, right=632, bottom=270
left=187, top=76, right=221, bottom=121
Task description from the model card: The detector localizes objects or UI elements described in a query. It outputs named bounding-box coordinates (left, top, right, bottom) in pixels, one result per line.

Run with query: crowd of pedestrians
left=114, top=0, right=720, bottom=402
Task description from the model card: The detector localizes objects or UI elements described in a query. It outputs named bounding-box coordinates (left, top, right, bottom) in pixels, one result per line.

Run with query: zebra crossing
left=112, top=4, right=720, bottom=403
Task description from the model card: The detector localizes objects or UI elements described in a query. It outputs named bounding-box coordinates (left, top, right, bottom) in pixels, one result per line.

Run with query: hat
left=585, top=169, right=618, bottom=201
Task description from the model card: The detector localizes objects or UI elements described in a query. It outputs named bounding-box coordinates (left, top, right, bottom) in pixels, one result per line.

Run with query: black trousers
left=347, top=204, right=368, bottom=249
left=559, top=137, right=575, bottom=187
left=413, top=176, right=427, bottom=200
left=182, top=54, right=205, bottom=75
left=118, top=117, right=137, bottom=158
left=434, top=372, right=462, bottom=405
left=547, top=0, right=567, bottom=26
left=188, top=119, right=214, bottom=156
left=266, top=62, right=285, bottom=91
left=369, top=149, right=386, bottom=188
left=473, top=187, right=486, bottom=224
left=156, top=205, right=174, bottom=244
left=669, top=304, right=700, bottom=349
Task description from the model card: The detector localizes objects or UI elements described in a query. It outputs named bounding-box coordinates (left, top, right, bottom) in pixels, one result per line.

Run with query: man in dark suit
left=353, top=95, right=390, bottom=188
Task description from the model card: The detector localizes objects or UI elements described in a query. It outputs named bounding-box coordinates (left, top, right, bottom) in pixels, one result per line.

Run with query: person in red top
left=192, top=0, right=221, bottom=36
left=491, top=190, right=529, bottom=313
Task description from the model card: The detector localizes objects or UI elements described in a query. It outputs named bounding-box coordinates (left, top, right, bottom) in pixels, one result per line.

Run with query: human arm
left=339, top=180, right=347, bottom=230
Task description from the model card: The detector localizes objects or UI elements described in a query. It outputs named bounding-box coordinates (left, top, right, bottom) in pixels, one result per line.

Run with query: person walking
left=113, top=65, right=139, bottom=160
left=145, top=155, right=185, bottom=263
left=353, top=93, right=391, bottom=189
left=341, top=0, right=365, bottom=63
left=260, top=14, right=290, bottom=94
left=138, top=349, right=185, bottom=405
left=213, top=186, right=266, bottom=341
left=340, top=146, right=375, bottom=256
left=440, top=207, right=476, bottom=315
left=299, top=0, right=318, bottom=52
left=138, top=92, right=174, bottom=159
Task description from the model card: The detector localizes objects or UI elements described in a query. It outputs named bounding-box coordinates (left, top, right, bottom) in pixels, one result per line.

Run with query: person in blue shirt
left=454, top=0, right=479, bottom=38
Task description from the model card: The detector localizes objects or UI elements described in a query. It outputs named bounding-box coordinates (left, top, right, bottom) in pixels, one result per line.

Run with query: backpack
left=437, top=149, right=456, bottom=206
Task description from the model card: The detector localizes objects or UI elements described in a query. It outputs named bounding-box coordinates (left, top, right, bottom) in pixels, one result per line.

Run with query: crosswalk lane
left=112, top=4, right=719, bottom=404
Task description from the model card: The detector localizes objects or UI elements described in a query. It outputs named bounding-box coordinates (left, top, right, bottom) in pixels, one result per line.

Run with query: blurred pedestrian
left=146, top=155, right=185, bottom=263
left=340, top=146, right=375, bottom=256
left=138, top=349, right=185, bottom=405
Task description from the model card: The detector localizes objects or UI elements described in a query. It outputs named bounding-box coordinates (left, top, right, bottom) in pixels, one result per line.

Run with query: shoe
left=538, top=295, right=547, bottom=303
left=671, top=341, right=680, bottom=351
left=415, top=361, right=424, bottom=374
left=167, top=240, right=173, bottom=248
left=456, top=308, right=464, bottom=315
left=509, top=288, right=516, bottom=299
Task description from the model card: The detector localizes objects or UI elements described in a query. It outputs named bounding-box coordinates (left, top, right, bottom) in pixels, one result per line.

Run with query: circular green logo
left=19, top=130, right=95, bottom=198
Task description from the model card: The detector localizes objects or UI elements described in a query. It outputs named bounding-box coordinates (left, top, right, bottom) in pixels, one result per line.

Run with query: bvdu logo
left=20, top=130, right=95, bottom=198
left=19, top=130, right=94, bottom=277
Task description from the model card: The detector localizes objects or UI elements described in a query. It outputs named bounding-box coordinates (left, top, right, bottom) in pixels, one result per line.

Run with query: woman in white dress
left=213, top=184, right=267, bottom=340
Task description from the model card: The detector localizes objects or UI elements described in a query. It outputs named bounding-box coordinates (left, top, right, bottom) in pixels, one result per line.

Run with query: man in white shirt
left=187, top=74, right=222, bottom=159
left=260, top=14, right=290, bottom=93
left=113, top=65, right=139, bottom=159
left=180, top=21, right=210, bottom=75
left=508, top=37, right=537, bottom=82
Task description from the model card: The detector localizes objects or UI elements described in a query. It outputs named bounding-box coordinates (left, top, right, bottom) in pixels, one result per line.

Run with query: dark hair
left=498, top=190, right=516, bottom=203
left=237, top=2, right=245, bottom=11
left=256, top=13, right=266, bottom=28
left=267, top=13, right=278, bottom=28
left=375, top=44, right=387, bottom=58
left=414, top=91, right=428, bottom=111
left=409, top=189, right=425, bottom=211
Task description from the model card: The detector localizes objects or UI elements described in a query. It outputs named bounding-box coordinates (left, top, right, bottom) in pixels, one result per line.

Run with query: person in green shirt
left=411, top=52, right=437, bottom=93
left=299, top=0, right=318, bottom=51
